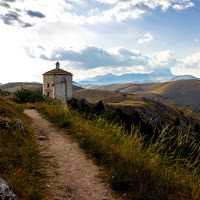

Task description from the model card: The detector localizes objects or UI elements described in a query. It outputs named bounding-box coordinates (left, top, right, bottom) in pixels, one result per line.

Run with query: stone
left=0, top=117, right=10, bottom=130
left=46, top=184, right=51, bottom=188
left=0, top=178, right=16, bottom=200
left=12, top=119, right=24, bottom=132
left=36, top=136, right=47, bottom=141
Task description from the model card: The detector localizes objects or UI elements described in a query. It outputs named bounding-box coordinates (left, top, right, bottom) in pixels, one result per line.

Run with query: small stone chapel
left=43, top=61, right=73, bottom=102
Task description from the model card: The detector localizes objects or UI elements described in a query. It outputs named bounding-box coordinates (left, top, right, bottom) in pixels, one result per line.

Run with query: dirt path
left=25, top=109, right=121, bottom=200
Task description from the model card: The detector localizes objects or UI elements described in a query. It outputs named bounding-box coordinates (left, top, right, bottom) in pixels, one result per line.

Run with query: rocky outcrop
left=0, top=178, right=16, bottom=200
left=11, top=119, right=24, bottom=132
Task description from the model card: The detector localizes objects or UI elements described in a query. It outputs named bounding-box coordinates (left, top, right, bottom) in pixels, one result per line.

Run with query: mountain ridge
left=77, top=68, right=198, bottom=85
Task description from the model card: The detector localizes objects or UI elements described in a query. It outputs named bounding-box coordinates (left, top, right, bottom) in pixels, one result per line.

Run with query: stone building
left=43, top=62, right=73, bottom=102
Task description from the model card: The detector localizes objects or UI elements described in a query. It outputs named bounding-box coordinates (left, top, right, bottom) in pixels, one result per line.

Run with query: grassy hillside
left=73, top=82, right=200, bottom=136
left=83, top=79, right=200, bottom=109
left=0, top=82, right=43, bottom=93
left=73, top=88, right=139, bottom=103
left=32, top=101, right=200, bottom=200
left=0, top=95, right=44, bottom=199
left=0, top=82, right=82, bottom=93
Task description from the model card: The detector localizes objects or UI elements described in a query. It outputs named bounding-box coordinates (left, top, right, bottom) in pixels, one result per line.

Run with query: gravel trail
left=25, top=109, right=120, bottom=200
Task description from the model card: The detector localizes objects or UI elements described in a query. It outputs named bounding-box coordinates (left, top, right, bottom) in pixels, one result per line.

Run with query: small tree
left=67, top=98, right=78, bottom=110
left=95, top=100, right=105, bottom=115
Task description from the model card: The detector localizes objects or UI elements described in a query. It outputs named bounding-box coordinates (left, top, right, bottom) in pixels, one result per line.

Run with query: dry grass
left=32, top=101, right=200, bottom=200
left=108, top=100, right=147, bottom=107
left=0, top=96, right=44, bottom=199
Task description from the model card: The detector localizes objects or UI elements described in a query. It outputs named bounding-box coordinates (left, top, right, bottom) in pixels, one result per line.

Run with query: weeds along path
left=25, top=109, right=119, bottom=200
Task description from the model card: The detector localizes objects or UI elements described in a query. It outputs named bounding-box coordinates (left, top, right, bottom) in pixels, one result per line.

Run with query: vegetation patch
left=0, top=89, right=11, bottom=96
left=13, top=87, right=45, bottom=103
left=0, top=96, right=44, bottom=199
left=33, top=100, right=200, bottom=200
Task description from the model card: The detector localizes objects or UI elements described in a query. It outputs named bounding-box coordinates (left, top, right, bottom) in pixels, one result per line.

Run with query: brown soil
left=25, top=109, right=122, bottom=200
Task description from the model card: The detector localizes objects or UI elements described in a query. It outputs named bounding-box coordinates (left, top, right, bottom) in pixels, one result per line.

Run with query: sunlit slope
left=85, top=83, right=134, bottom=91
left=0, top=82, right=43, bottom=93
left=73, top=88, right=138, bottom=103
left=85, top=79, right=200, bottom=108
left=132, top=79, right=200, bottom=108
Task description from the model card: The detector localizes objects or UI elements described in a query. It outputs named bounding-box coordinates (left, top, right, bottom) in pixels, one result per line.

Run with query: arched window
left=47, top=84, right=50, bottom=88
left=61, top=77, right=66, bottom=83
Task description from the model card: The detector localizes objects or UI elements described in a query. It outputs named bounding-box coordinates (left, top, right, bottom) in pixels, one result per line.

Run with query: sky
left=0, top=0, right=200, bottom=83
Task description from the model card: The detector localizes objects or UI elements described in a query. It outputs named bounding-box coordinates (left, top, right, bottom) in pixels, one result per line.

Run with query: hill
left=0, top=95, right=43, bottom=199
left=168, top=75, right=197, bottom=81
left=74, top=86, right=200, bottom=132
left=0, top=82, right=83, bottom=93
left=0, top=82, right=43, bottom=93
left=82, top=79, right=200, bottom=109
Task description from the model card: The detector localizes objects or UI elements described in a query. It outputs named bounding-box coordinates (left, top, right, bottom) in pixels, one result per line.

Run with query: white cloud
left=173, top=2, right=194, bottom=10
left=179, top=52, right=200, bottom=68
left=148, top=50, right=176, bottom=68
left=30, top=44, right=178, bottom=76
left=0, top=0, right=195, bottom=26
left=171, top=52, right=200, bottom=77
left=85, top=0, right=195, bottom=23
left=102, top=3, right=145, bottom=22
left=138, top=33, right=153, bottom=44
left=97, top=0, right=194, bottom=14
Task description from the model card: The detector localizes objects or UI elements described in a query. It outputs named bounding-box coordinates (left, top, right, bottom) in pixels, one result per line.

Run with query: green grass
left=0, top=89, right=11, bottom=96
left=32, top=101, right=200, bottom=200
left=0, top=96, right=44, bottom=199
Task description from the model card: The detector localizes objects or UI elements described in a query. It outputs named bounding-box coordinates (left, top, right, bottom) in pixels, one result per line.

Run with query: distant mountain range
left=77, top=68, right=198, bottom=85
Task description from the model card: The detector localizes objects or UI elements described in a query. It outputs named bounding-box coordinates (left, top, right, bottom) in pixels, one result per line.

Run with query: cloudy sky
left=0, top=0, right=200, bottom=83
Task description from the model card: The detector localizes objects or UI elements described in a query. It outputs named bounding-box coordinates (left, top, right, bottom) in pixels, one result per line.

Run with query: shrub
left=0, top=89, right=11, bottom=96
left=94, top=100, right=105, bottom=115
left=13, top=88, right=44, bottom=103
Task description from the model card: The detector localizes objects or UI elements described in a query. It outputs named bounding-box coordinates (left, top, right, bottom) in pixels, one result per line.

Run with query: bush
left=94, top=100, right=105, bottom=115
left=13, top=88, right=44, bottom=103
left=0, top=89, right=11, bottom=96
